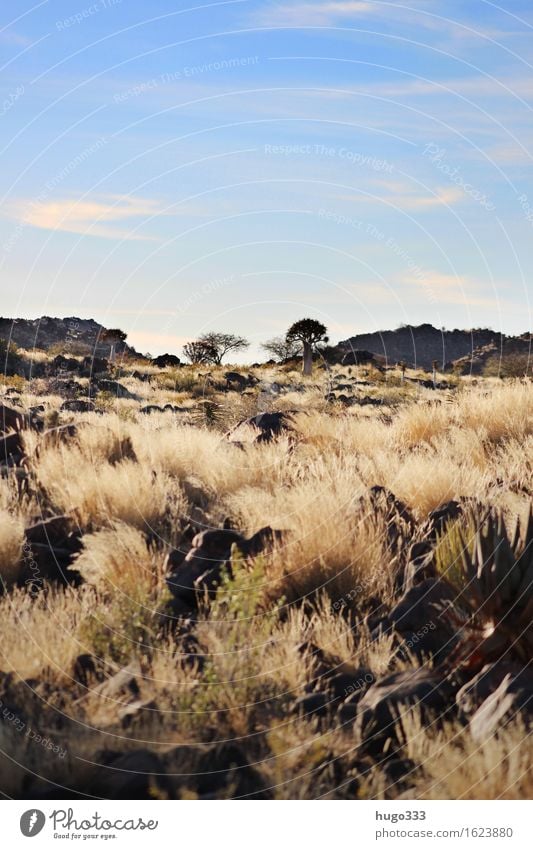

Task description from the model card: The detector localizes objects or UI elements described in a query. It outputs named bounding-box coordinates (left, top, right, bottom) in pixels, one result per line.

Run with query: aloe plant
left=438, top=508, right=533, bottom=667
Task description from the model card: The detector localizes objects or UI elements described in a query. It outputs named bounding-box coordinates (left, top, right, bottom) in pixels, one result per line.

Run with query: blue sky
left=1, top=0, right=532, bottom=359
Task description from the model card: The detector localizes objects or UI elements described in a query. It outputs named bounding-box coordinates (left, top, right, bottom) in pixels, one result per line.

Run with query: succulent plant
left=438, top=508, right=533, bottom=668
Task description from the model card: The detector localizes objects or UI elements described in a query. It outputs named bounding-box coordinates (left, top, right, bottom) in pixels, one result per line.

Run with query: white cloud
left=7, top=195, right=165, bottom=241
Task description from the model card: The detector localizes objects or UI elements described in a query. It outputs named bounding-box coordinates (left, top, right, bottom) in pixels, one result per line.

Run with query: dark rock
left=140, top=404, right=164, bottom=414
left=167, top=525, right=283, bottom=606
left=0, top=403, right=27, bottom=433
left=88, top=749, right=170, bottom=799
left=20, top=515, right=82, bottom=586
left=389, top=579, right=458, bottom=661
left=457, top=662, right=533, bottom=717
left=49, top=354, right=80, bottom=374
left=226, top=411, right=295, bottom=444
left=196, top=744, right=269, bottom=799
left=71, top=654, right=107, bottom=688
left=60, top=399, right=95, bottom=413
left=152, top=353, right=181, bottom=368
left=357, top=669, right=458, bottom=757
left=403, top=541, right=436, bottom=589
left=470, top=673, right=533, bottom=741
left=0, top=431, right=23, bottom=464
left=425, top=501, right=462, bottom=539
left=95, top=379, right=134, bottom=399
left=293, top=692, right=330, bottom=719
left=80, top=355, right=109, bottom=376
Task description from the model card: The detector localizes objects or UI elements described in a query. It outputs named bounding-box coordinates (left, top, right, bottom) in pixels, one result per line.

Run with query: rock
left=96, top=379, right=134, bottom=399
left=341, top=349, right=384, bottom=368
left=88, top=749, right=170, bottom=799
left=91, top=663, right=141, bottom=703
left=49, top=354, right=80, bottom=375
left=152, top=353, right=181, bottom=368
left=48, top=378, right=84, bottom=399
left=357, top=669, right=458, bottom=757
left=0, top=431, right=23, bottom=464
left=403, top=541, right=436, bottom=590
left=293, top=692, right=330, bottom=719
left=0, top=403, right=27, bottom=433
left=71, top=653, right=107, bottom=688
left=20, top=515, right=83, bottom=586
left=424, top=500, right=462, bottom=539
left=195, top=744, right=269, bottom=799
left=470, top=673, right=533, bottom=741
left=226, top=411, right=295, bottom=445
left=140, top=404, right=164, bottom=414
left=389, top=579, right=458, bottom=661
left=60, top=399, right=95, bottom=413
left=457, top=662, right=533, bottom=717
left=80, top=355, right=109, bottom=376
left=224, top=371, right=248, bottom=391
left=167, top=526, right=283, bottom=606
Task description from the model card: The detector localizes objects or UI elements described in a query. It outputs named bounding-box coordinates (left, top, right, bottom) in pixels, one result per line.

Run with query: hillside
left=337, top=323, right=505, bottom=370
left=0, top=316, right=138, bottom=357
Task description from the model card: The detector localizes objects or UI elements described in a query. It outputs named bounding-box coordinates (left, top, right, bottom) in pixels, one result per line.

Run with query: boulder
left=0, top=403, right=27, bottom=433
left=152, top=353, right=181, bottom=368
left=20, top=515, right=83, bottom=586
left=0, top=431, right=23, bottom=464
left=470, top=673, right=533, bottom=741
left=357, top=668, right=458, bottom=756
left=167, top=526, right=283, bottom=606
left=80, top=355, right=109, bottom=376
left=60, top=399, right=95, bottom=413
left=49, top=354, right=80, bottom=375
left=457, top=662, right=533, bottom=717
left=88, top=749, right=170, bottom=799
left=226, top=411, right=295, bottom=445
left=388, top=578, right=458, bottom=661
left=96, top=379, right=134, bottom=399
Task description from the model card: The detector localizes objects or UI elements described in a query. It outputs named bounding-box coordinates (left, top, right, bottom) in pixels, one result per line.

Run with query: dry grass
left=1, top=368, right=533, bottom=798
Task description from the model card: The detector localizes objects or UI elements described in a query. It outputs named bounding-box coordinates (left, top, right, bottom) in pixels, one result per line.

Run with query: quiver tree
left=286, top=318, right=328, bottom=375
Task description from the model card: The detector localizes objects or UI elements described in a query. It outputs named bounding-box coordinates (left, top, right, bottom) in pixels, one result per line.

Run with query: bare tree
left=286, top=318, right=328, bottom=375
left=261, top=335, right=300, bottom=362
left=184, top=332, right=249, bottom=365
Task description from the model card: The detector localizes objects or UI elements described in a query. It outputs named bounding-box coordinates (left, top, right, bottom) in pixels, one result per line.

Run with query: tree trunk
left=302, top=341, right=313, bottom=375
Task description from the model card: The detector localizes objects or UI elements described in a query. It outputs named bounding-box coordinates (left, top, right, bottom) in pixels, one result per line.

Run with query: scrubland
left=0, top=356, right=532, bottom=799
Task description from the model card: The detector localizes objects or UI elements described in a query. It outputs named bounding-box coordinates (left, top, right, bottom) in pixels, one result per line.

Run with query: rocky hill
left=337, top=323, right=518, bottom=371
left=0, top=316, right=137, bottom=357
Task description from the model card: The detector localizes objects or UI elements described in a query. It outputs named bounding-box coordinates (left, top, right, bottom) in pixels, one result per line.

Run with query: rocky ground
left=1, top=348, right=532, bottom=799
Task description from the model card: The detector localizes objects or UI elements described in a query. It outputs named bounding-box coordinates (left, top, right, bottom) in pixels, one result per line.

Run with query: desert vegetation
left=1, top=335, right=533, bottom=799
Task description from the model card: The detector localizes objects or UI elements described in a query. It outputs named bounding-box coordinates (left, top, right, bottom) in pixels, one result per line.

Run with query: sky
left=0, top=0, right=532, bottom=360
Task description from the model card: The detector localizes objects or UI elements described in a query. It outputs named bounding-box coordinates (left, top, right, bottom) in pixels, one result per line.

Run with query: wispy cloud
left=253, top=1, right=375, bottom=27
left=401, top=270, right=502, bottom=307
left=7, top=195, right=165, bottom=241
left=0, top=29, right=32, bottom=47
left=337, top=181, right=464, bottom=210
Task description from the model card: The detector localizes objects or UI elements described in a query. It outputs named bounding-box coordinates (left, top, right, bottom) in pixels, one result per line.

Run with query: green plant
left=439, top=508, right=533, bottom=667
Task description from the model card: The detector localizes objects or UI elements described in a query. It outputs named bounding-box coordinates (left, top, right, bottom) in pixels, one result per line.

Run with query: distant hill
left=336, top=323, right=531, bottom=371
left=0, top=316, right=138, bottom=357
